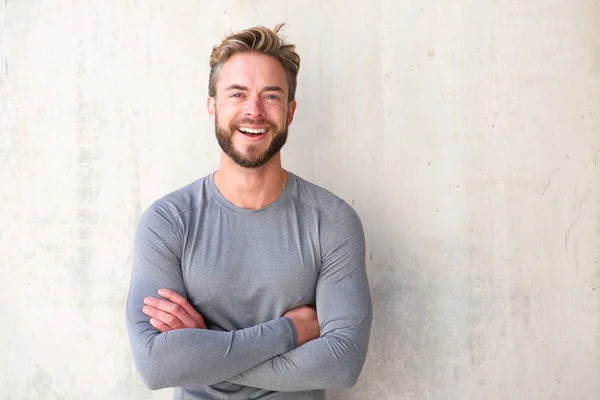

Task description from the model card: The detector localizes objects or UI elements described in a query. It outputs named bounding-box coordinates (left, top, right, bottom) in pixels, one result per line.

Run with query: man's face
left=208, top=52, right=297, bottom=169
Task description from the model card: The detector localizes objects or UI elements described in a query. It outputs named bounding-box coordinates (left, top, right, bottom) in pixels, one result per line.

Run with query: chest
left=180, top=207, right=322, bottom=329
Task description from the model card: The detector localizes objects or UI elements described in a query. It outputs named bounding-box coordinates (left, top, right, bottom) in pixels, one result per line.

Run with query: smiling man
left=125, top=24, right=373, bottom=400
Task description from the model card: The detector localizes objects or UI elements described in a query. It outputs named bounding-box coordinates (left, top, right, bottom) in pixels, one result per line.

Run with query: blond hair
left=208, top=23, right=300, bottom=103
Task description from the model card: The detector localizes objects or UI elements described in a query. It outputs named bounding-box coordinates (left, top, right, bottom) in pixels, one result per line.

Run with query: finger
left=144, top=297, right=198, bottom=328
left=144, top=296, right=188, bottom=316
left=143, top=305, right=184, bottom=330
left=143, top=305, right=172, bottom=328
left=149, top=317, right=172, bottom=332
left=158, top=289, right=203, bottom=319
left=157, top=290, right=206, bottom=327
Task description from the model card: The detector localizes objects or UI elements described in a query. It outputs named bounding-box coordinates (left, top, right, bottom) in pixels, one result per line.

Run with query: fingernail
left=143, top=306, right=149, bottom=313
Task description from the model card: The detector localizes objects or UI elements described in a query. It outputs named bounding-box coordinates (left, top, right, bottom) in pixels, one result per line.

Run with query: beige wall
left=1, top=1, right=599, bottom=398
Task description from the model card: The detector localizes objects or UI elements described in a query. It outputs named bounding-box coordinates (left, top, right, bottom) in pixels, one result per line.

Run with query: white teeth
left=239, top=128, right=267, bottom=134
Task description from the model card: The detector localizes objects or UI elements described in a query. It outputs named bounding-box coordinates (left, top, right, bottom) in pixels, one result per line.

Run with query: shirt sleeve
left=125, top=202, right=297, bottom=390
left=226, top=200, right=373, bottom=391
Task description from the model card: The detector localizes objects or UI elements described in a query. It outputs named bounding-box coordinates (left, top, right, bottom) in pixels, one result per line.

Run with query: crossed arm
left=126, top=201, right=372, bottom=391
left=143, top=289, right=320, bottom=348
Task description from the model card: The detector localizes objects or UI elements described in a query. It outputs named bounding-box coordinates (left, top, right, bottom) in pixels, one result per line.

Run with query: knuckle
left=152, top=299, right=163, bottom=309
left=171, top=319, right=182, bottom=329
left=169, top=296, right=180, bottom=305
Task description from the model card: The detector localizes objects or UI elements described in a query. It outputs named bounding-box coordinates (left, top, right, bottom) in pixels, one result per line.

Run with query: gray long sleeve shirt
left=125, top=171, right=372, bottom=399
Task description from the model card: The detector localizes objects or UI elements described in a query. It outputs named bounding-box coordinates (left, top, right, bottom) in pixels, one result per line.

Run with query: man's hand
left=284, top=305, right=320, bottom=347
left=142, top=288, right=207, bottom=332
left=142, top=290, right=319, bottom=346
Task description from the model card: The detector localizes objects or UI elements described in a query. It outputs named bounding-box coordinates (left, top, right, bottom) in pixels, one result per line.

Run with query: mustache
left=229, top=118, right=279, bottom=130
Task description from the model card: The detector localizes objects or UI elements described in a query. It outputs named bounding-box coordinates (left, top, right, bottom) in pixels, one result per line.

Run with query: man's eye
left=266, top=94, right=279, bottom=100
left=232, top=93, right=243, bottom=98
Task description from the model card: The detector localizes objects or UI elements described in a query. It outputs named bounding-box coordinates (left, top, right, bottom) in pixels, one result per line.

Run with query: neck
left=214, top=152, right=287, bottom=210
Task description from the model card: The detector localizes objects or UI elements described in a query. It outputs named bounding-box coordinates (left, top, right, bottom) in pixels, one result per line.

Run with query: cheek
left=268, top=106, right=289, bottom=123
left=216, top=107, right=238, bottom=126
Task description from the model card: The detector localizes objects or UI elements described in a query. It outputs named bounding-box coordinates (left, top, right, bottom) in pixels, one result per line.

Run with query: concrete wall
left=1, top=0, right=599, bottom=398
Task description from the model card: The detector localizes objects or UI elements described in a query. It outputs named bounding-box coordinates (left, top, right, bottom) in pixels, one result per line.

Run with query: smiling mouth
left=238, top=127, right=268, bottom=136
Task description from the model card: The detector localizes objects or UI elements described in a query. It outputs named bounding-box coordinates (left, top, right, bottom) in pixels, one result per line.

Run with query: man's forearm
left=127, top=310, right=297, bottom=390
left=226, top=315, right=371, bottom=391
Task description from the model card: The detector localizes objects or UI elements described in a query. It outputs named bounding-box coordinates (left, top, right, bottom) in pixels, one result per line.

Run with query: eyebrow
left=263, top=86, right=284, bottom=93
left=224, top=84, right=248, bottom=92
left=223, top=84, right=285, bottom=93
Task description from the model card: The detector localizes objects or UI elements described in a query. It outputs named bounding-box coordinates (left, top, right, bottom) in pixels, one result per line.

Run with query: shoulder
left=289, top=173, right=341, bottom=211
left=142, top=175, right=211, bottom=225
left=288, top=173, right=363, bottom=232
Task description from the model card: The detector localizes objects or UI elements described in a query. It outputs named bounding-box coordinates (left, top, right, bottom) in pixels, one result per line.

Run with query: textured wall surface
left=1, top=1, right=599, bottom=399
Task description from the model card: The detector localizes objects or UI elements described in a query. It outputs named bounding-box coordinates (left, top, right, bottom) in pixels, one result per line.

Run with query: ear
left=286, top=100, right=297, bottom=126
left=207, top=97, right=216, bottom=124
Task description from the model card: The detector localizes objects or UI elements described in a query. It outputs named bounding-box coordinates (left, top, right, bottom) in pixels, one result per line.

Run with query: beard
left=214, top=112, right=289, bottom=169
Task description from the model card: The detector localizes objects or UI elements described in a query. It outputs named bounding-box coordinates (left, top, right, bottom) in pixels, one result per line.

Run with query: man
left=126, top=24, right=372, bottom=400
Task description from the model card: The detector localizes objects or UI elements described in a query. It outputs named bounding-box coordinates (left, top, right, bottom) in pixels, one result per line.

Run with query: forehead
left=217, top=52, right=288, bottom=91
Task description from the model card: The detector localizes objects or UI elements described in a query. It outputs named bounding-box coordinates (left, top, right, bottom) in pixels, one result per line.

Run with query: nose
left=244, top=93, right=265, bottom=118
